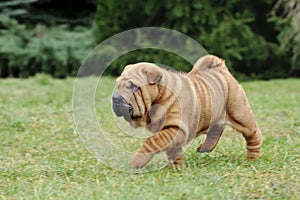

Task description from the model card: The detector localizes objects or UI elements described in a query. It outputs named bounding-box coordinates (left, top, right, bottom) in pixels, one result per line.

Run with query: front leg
left=131, top=126, right=185, bottom=168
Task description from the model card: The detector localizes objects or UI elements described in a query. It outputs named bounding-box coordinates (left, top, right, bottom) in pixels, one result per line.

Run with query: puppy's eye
left=129, top=81, right=139, bottom=92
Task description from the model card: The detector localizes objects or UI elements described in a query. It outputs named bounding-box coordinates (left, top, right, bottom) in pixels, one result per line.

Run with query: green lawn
left=0, top=75, right=299, bottom=199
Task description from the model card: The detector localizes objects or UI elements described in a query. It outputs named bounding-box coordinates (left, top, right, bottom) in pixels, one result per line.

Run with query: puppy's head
left=112, top=62, right=162, bottom=127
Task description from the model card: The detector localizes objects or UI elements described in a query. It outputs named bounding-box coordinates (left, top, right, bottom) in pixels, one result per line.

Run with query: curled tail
left=193, top=54, right=226, bottom=71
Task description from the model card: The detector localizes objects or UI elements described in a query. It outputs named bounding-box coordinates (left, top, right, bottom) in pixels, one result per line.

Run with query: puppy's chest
left=146, top=104, right=167, bottom=133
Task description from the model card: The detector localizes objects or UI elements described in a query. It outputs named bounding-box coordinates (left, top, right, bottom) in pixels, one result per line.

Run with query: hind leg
left=227, top=86, right=263, bottom=159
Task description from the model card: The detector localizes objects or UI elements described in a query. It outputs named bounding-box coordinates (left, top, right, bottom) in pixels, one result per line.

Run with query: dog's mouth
left=112, top=102, right=131, bottom=121
left=112, top=92, right=144, bottom=122
left=112, top=101, right=142, bottom=122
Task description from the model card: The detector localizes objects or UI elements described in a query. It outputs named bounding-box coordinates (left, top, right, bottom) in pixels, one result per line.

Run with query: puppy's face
left=112, top=62, right=162, bottom=127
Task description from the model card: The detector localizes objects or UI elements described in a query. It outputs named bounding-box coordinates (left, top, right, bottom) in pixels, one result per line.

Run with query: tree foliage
left=0, top=0, right=94, bottom=78
left=0, top=16, right=93, bottom=78
left=94, top=0, right=292, bottom=79
left=0, top=0, right=297, bottom=79
left=271, top=0, right=300, bottom=74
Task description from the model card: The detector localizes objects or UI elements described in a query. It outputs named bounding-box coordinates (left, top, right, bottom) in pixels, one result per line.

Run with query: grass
left=0, top=74, right=299, bottom=199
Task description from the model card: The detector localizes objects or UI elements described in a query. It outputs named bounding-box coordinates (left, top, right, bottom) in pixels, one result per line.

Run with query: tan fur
left=112, top=55, right=263, bottom=168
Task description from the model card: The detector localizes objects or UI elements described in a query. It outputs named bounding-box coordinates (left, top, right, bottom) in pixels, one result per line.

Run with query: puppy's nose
left=112, top=93, right=124, bottom=103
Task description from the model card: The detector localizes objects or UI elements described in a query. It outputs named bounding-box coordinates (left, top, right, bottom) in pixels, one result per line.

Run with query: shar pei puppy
left=112, top=55, right=263, bottom=168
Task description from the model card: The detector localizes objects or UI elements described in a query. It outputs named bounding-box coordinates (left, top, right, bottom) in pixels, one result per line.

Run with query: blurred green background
left=0, top=0, right=299, bottom=79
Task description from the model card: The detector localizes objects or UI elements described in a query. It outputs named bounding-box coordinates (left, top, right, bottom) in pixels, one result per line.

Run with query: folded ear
left=145, top=70, right=162, bottom=84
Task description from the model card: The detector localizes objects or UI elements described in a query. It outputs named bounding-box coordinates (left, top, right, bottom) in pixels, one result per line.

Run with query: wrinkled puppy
left=112, top=55, right=263, bottom=168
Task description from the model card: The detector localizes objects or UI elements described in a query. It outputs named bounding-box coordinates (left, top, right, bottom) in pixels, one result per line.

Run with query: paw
left=130, top=152, right=154, bottom=168
left=168, top=158, right=184, bottom=168
left=197, top=143, right=213, bottom=153
left=245, top=152, right=260, bottom=161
